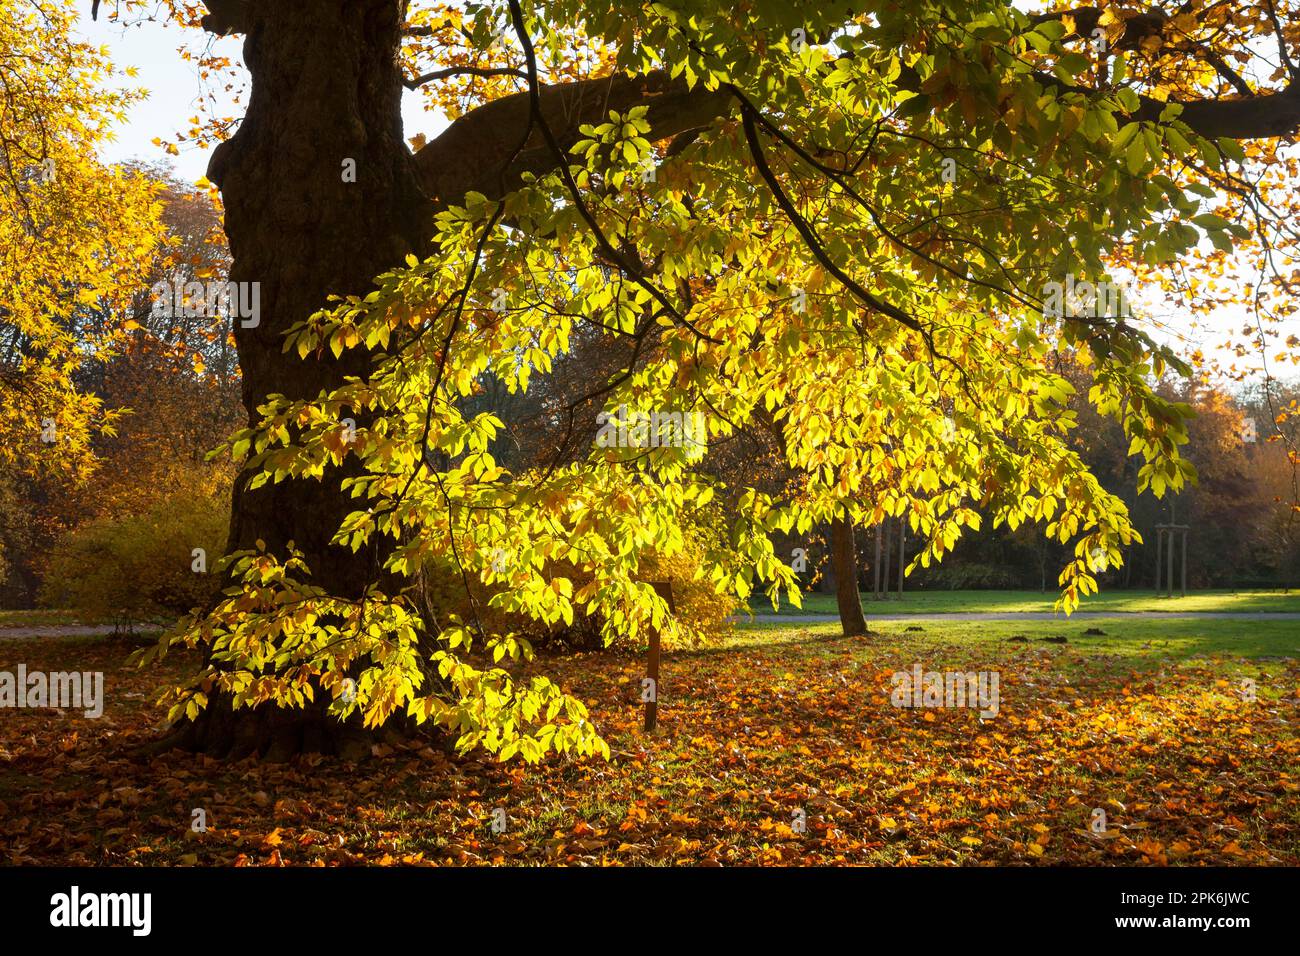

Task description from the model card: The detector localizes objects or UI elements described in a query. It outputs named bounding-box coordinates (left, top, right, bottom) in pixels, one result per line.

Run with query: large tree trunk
left=218, top=0, right=431, bottom=587
left=830, top=518, right=868, bottom=636
left=170, top=0, right=433, bottom=760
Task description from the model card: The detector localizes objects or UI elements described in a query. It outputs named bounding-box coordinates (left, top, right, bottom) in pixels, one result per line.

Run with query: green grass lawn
left=8, top=589, right=1298, bottom=632
left=731, top=616, right=1300, bottom=666
left=0, top=608, right=83, bottom=627
left=749, top=588, right=1300, bottom=616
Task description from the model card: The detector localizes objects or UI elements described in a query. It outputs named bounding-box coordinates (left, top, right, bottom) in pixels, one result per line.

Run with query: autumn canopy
left=4, top=0, right=1300, bottom=763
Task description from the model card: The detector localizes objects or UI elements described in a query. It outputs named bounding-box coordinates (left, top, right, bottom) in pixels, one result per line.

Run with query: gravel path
left=0, top=624, right=164, bottom=640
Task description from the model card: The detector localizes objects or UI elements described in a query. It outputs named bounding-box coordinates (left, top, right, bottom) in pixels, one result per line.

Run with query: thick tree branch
left=413, top=71, right=731, bottom=204
left=1021, top=5, right=1300, bottom=138
left=897, top=59, right=1300, bottom=141
left=209, top=4, right=1300, bottom=212
left=1029, top=6, right=1168, bottom=52
left=1133, top=81, right=1300, bottom=138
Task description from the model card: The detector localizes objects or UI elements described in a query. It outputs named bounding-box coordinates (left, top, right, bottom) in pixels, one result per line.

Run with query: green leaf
left=1126, top=134, right=1146, bottom=175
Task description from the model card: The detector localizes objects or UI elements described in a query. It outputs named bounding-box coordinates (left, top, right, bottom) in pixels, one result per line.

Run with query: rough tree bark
left=172, top=0, right=434, bottom=759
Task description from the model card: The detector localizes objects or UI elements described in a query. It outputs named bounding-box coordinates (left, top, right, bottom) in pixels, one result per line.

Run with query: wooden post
left=644, top=581, right=675, bottom=733
left=897, top=518, right=905, bottom=599
left=1180, top=528, right=1188, bottom=598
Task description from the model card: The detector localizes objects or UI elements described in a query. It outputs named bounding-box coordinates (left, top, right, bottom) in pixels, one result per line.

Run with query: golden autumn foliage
left=0, top=0, right=165, bottom=480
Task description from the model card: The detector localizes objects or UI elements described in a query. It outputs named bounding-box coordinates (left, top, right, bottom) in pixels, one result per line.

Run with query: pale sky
left=79, top=11, right=448, bottom=181
left=77, top=8, right=1296, bottom=388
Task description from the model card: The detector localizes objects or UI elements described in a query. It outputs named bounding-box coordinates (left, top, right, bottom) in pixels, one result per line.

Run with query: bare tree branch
left=403, top=66, right=527, bottom=90
left=1265, top=0, right=1300, bottom=82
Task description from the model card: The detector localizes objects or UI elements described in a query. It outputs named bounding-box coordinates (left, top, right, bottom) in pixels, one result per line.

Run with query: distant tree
left=0, top=0, right=164, bottom=482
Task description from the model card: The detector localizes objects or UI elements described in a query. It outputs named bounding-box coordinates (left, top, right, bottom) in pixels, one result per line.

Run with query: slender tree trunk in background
left=1166, top=530, right=1174, bottom=598
left=168, top=0, right=434, bottom=760
left=1181, top=530, right=1188, bottom=597
left=897, top=519, right=905, bottom=598
left=1154, top=529, right=1162, bottom=593
left=831, top=517, right=868, bottom=636
left=880, top=520, right=892, bottom=602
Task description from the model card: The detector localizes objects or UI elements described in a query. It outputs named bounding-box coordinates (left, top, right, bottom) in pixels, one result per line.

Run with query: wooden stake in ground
left=644, top=581, right=676, bottom=733
left=897, top=518, right=906, bottom=599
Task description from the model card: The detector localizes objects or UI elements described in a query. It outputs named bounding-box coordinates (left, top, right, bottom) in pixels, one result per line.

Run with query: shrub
left=39, top=487, right=229, bottom=623
left=418, top=519, right=736, bottom=655
left=922, top=562, right=1024, bottom=590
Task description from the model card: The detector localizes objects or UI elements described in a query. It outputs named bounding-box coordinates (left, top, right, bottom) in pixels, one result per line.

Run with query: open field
left=2, top=616, right=1295, bottom=866
left=753, top=589, right=1300, bottom=617
left=0, top=610, right=83, bottom=629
